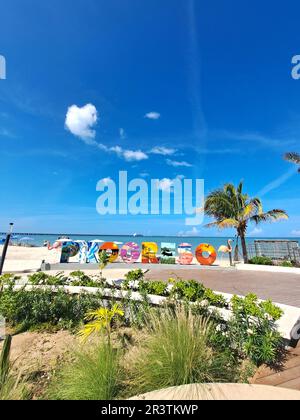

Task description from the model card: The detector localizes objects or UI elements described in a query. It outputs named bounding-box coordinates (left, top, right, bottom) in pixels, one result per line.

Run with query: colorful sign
left=178, top=243, right=194, bottom=265
left=51, top=239, right=221, bottom=266
left=195, top=243, right=217, bottom=266
left=120, top=242, right=140, bottom=263
left=142, top=242, right=159, bottom=264
left=100, top=242, right=119, bottom=263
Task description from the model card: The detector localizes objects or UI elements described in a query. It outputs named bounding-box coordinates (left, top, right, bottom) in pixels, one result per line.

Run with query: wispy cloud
left=248, top=227, right=263, bottom=236
left=291, top=230, right=300, bottom=236
left=119, top=128, right=126, bottom=140
left=145, top=112, right=161, bottom=120
left=257, top=167, right=298, bottom=197
left=166, top=159, right=193, bottom=168
left=150, top=146, right=177, bottom=156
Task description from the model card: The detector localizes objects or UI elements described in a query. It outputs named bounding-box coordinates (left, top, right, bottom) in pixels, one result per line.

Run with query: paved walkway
left=145, top=267, right=300, bottom=308
left=252, top=342, right=300, bottom=391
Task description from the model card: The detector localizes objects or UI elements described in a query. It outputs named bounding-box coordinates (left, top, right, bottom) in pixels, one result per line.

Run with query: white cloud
left=257, top=167, right=298, bottom=197
left=100, top=177, right=112, bottom=186
left=156, top=178, right=174, bottom=191
left=119, top=128, right=126, bottom=140
left=140, top=172, right=149, bottom=178
left=122, top=149, right=148, bottom=162
left=166, top=159, right=193, bottom=168
left=64, top=104, right=149, bottom=162
left=291, top=230, right=300, bottom=236
left=110, top=145, right=148, bottom=162
left=65, top=104, right=98, bottom=142
left=145, top=112, right=161, bottom=120
left=248, top=227, right=263, bottom=236
left=150, top=146, right=176, bottom=156
left=178, top=227, right=200, bottom=237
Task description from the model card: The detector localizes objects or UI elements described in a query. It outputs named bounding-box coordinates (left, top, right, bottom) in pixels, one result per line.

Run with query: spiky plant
left=204, top=182, right=288, bottom=263
left=78, top=303, right=124, bottom=344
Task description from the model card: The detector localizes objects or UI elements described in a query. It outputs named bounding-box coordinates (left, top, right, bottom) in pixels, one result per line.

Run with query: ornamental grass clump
left=127, top=306, right=238, bottom=395
left=48, top=340, right=122, bottom=400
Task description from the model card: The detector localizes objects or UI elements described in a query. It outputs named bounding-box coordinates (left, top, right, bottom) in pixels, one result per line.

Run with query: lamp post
left=0, top=223, right=14, bottom=276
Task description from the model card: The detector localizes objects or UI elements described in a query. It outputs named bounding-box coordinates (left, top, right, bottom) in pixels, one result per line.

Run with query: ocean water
left=2, top=233, right=299, bottom=253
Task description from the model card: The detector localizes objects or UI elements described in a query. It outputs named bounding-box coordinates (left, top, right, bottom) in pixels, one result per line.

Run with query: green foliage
left=0, top=335, right=28, bottom=400
left=0, top=287, right=105, bottom=331
left=203, top=288, right=227, bottom=308
left=248, top=256, right=273, bottom=266
left=124, top=269, right=145, bottom=282
left=69, top=271, right=104, bottom=287
left=138, top=280, right=168, bottom=296
left=48, top=341, right=122, bottom=400
left=170, top=280, right=206, bottom=302
left=127, top=307, right=238, bottom=396
left=0, top=335, right=11, bottom=386
left=28, top=272, right=67, bottom=286
left=226, top=294, right=284, bottom=365
left=280, top=260, right=294, bottom=268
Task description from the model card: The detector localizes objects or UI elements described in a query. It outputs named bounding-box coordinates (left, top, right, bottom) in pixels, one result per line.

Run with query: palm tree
left=284, top=152, right=300, bottom=172
left=204, top=182, right=288, bottom=263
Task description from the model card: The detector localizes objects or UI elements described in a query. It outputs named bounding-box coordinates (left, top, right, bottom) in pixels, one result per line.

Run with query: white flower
left=129, top=280, right=140, bottom=289
left=247, top=329, right=254, bottom=336
left=200, top=299, right=209, bottom=308
left=166, top=284, right=174, bottom=293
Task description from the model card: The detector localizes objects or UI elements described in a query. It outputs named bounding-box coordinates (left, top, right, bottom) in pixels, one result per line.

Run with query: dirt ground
left=0, top=330, right=77, bottom=399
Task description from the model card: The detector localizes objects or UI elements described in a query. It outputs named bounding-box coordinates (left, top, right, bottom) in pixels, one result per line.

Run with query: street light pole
left=0, top=223, right=14, bottom=276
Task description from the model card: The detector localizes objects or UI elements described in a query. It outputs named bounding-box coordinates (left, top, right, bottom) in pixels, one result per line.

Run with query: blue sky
left=0, top=0, right=300, bottom=236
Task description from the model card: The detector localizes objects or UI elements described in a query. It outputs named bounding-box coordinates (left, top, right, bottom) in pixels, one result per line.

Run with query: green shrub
left=28, top=272, right=67, bottom=286
left=0, top=288, right=105, bottom=331
left=248, top=256, right=273, bottom=266
left=280, top=261, right=293, bottom=268
left=48, top=341, right=122, bottom=400
left=124, top=269, right=145, bottom=282
left=69, top=271, right=104, bottom=287
left=170, top=280, right=206, bottom=302
left=127, top=306, right=238, bottom=396
left=226, top=294, right=284, bottom=366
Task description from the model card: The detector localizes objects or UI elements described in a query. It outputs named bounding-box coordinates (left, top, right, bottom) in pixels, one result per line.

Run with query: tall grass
left=0, top=335, right=28, bottom=400
left=126, top=306, right=238, bottom=395
left=48, top=340, right=122, bottom=400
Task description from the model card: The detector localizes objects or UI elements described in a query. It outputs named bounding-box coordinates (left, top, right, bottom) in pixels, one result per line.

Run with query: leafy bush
left=225, top=294, right=284, bottom=365
left=48, top=341, right=122, bottom=400
left=280, top=261, right=294, bottom=268
left=28, top=271, right=104, bottom=288
left=68, top=271, right=104, bottom=287
left=28, top=272, right=67, bottom=286
left=248, top=256, right=273, bottom=266
left=170, top=280, right=206, bottom=302
left=0, top=287, right=105, bottom=330
left=124, top=269, right=145, bottom=282
left=127, top=307, right=238, bottom=396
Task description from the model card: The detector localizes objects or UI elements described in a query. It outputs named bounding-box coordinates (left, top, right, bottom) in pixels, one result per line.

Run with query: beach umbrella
left=19, top=237, right=33, bottom=242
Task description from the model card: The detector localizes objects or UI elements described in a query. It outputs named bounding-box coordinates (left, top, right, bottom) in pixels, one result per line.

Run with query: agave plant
left=204, top=182, right=288, bottom=263
left=78, top=303, right=124, bottom=344
left=284, top=152, right=300, bottom=172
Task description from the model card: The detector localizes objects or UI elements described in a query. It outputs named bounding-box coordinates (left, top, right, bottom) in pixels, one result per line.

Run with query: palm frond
left=284, top=152, right=300, bottom=165
left=251, top=209, right=288, bottom=224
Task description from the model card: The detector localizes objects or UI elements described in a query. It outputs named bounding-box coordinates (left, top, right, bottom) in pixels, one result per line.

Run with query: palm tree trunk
left=234, top=237, right=239, bottom=262
left=240, top=232, right=248, bottom=263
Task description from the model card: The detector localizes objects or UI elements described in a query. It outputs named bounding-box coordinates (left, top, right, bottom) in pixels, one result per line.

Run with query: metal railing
left=247, top=240, right=300, bottom=262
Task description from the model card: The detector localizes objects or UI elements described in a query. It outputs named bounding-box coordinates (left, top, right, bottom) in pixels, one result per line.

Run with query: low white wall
left=10, top=284, right=300, bottom=342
